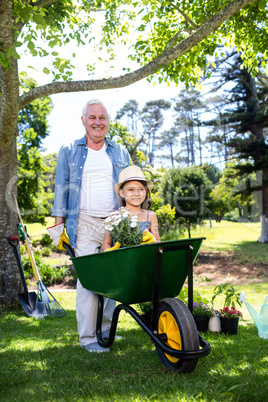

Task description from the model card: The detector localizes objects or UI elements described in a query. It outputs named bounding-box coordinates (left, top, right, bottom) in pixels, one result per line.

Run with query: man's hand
left=57, top=229, right=71, bottom=251
left=140, top=231, right=156, bottom=244
left=104, top=242, right=121, bottom=252
left=47, top=223, right=70, bottom=251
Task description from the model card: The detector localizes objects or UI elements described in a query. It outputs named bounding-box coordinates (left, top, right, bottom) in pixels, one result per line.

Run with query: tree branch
left=169, top=1, right=200, bottom=29
left=206, top=0, right=214, bottom=16
left=19, top=0, right=258, bottom=110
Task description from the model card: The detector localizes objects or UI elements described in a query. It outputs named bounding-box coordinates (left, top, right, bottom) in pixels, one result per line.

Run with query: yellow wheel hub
left=158, top=310, right=182, bottom=363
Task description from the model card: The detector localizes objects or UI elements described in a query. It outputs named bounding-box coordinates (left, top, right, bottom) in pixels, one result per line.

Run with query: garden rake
left=12, top=195, right=66, bottom=318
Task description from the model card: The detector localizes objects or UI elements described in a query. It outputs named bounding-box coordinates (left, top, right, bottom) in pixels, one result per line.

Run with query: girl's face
left=119, top=180, right=146, bottom=208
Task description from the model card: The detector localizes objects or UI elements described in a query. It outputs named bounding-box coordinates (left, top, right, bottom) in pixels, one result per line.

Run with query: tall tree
left=115, top=100, right=140, bottom=135
left=157, top=127, right=179, bottom=167
left=205, top=95, right=232, bottom=165
left=206, top=54, right=268, bottom=241
left=209, top=163, right=259, bottom=222
left=173, top=89, right=205, bottom=166
left=0, top=0, right=265, bottom=302
left=141, top=99, right=171, bottom=166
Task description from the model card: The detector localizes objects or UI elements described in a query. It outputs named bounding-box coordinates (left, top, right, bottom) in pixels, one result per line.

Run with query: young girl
left=101, top=166, right=160, bottom=251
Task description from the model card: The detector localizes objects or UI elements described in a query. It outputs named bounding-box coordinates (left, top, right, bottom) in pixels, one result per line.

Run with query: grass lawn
left=162, top=220, right=268, bottom=265
left=1, top=284, right=268, bottom=401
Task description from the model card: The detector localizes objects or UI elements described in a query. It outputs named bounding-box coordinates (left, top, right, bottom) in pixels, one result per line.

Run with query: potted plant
left=211, top=284, right=243, bottom=335
left=217, top=306, right=243, bottom=335
left=192, top=301, right=215, bottom=332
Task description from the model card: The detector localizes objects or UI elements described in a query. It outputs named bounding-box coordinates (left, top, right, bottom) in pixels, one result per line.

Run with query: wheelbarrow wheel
left=155, top=298, right=199, bottom=373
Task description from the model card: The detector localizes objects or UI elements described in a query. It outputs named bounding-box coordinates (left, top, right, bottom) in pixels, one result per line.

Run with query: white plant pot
left=208, top=316, right=221, bottom=332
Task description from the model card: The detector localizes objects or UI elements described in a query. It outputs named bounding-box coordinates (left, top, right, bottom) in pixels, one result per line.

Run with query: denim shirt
left=52, top=135, right=130, bottom=247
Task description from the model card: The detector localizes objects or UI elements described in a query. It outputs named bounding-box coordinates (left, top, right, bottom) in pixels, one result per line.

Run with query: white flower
left=130, top=222, right=138, bottom=228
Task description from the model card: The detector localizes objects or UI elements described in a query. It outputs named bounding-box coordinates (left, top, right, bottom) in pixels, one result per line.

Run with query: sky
left=42, top=79, right=182, bottom=156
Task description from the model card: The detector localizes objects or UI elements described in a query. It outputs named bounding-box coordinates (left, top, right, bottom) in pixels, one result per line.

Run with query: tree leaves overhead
left=2, top=0, right=266, bottom=88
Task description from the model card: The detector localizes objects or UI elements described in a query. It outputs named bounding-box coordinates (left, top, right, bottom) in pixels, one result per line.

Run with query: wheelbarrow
left=64, top=238, right=211, bottom=373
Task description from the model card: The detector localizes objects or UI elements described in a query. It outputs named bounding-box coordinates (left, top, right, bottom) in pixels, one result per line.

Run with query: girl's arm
left=149, top=211, right=160, bottom=242
left=100, top=230, right=113, bottom=251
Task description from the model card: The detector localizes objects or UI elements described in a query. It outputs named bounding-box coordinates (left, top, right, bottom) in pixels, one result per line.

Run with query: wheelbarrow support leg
left=96, top=295, right=120, bottom=348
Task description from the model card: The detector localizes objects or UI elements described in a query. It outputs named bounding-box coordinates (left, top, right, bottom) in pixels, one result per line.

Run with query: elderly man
left=48, top=99, right=130, bottom=352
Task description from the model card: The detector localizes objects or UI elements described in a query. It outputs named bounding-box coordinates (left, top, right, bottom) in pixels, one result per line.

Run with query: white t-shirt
left=79, top=143, right=114, bottom=217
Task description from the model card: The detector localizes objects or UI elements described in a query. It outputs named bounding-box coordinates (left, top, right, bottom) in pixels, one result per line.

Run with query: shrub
left=69, top=266, right=78, bottom=282
left=155, top=204, right=176, bottom=235
left=21, top=255, right=69, bottom=286
left=40, top=233, right=53, bottom=247
left=52, top=264, right=69, bottom=284
left=41, top=247, right=51, bottom=257
left=38, top=262, right=56, bottom=286
left=138, top=301, right=153, bottom=315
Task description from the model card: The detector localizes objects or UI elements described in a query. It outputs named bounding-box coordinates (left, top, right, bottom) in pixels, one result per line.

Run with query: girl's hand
left=104, top=241, right=121, bottom=251
left=140, top=231, right=156, bottom=244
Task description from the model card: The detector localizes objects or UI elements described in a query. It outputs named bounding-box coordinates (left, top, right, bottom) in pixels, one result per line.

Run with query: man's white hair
left=82, top=99, right=110, bottom=123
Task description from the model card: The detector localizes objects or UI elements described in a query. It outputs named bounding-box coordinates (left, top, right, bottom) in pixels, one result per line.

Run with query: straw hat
left=114, top=166, right=153, bottom=194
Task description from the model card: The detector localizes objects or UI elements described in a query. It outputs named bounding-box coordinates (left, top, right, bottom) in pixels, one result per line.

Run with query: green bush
left=137, top=301, right=153, bottom=315
left=69, top=266, right=78, bottom=282
left=41, top=247, right=51, bottom=257
left=155, top=204, right=176, bottom=235
left=32, top=240, right=41, bottom=247
left=223, top=210, right=240, bottom=221
left=53, top=264, right=69, bottom=284
left=21, top=255, right=69, bottom=286
left=160, top=224, right=186, bottom=241
left=20, top=245, right=26, bottom=255
left=38, top=262, right=56, bottom=286
left=39, top=263, right=69, bottom=286
left=40, top=233, right=53, bottom=247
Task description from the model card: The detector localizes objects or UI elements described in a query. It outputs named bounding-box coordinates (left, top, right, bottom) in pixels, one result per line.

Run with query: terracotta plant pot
left=220, top=317, right=239, bottom=335
left=193, top=316, right=210, bottom=332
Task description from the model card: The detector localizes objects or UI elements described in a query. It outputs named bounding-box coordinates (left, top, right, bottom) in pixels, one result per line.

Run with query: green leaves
left=212, top=284, right=242, bottom=309
left=258, top=0, right=267, bottom=11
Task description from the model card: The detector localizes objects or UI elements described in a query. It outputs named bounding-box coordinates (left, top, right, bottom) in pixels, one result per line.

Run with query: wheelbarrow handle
left=63, top=242, right=75, bottom=258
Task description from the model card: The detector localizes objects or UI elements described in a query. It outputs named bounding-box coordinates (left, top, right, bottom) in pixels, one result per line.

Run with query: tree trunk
left=170, top=143, right=174, bottom=167
left=258, top=167, right=268, bottom=243
left=0, top=134, right=22, bottom=303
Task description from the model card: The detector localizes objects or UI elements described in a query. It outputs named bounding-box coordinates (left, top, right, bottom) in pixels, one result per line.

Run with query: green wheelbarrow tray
left=70, top=237, right=204, bottom=304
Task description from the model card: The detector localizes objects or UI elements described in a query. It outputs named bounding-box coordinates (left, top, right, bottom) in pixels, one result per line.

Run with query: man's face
left=82, top=103, right=109, bottom=146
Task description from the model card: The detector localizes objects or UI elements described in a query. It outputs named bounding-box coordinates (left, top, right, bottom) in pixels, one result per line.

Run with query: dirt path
left=194, top=250, right=268, bottom=286
left=42, top=250, right=268, bottom=291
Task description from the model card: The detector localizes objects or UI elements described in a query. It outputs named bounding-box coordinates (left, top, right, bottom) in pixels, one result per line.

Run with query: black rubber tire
left=155, top=298, right=199, bottom=373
